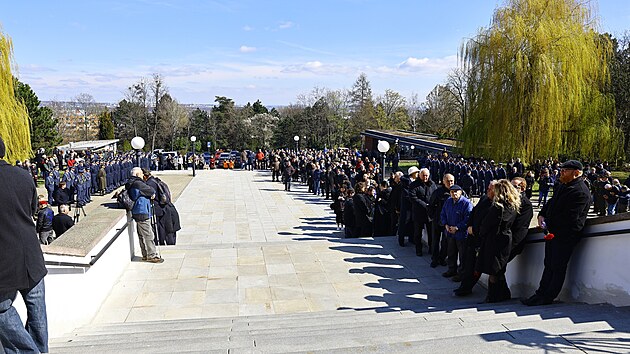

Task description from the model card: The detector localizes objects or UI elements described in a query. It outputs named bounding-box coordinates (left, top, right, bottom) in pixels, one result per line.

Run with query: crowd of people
left=261, top=147, right=605, bottom=307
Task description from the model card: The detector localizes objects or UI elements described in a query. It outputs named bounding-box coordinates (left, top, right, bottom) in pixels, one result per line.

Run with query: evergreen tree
left=252, top=99, right=269, bottom=115
left=13, top=78, right=61, bottom=153
left=98, top=110, right=115, bottom=140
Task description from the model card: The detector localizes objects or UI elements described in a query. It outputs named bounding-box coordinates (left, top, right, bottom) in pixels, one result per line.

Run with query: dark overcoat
left=476, top=204, right=517, bottom=275
left=0, top=160, right=47, bottom=292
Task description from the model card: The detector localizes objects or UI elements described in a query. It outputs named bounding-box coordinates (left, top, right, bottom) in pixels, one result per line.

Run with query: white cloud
left=242, top=25, right=253, bottom=31
left=304, top=61, right=323, bottom=69
left=278, top=21, right=294, bottom=30
left=240, top=45, right=257, bottom=53
left=281, top=60, right=351, bottom=75
left=398, top=55, right=458, bottom=73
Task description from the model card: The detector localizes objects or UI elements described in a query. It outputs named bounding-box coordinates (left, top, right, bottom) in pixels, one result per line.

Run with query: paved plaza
left=93, top=169, right=489, bottom=324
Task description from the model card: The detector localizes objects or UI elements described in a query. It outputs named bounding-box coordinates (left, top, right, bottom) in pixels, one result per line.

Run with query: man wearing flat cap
left=440, top=184, right=473, bottom=280
left=523, top=160, right=591, bottom=306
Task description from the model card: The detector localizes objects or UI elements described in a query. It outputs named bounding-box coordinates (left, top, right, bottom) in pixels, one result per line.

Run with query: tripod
left=73, top=200, right=87, bottom=223
left=150, top=202, right=162, bottom=258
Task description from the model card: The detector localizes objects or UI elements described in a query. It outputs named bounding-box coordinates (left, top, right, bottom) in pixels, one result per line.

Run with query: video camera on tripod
left=73, top=192, right=87, bottom=223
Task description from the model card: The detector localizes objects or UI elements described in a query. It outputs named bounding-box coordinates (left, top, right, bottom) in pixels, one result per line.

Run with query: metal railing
left=524, top=227, right=630, bottom=244
left=44, top=221, right=130, bottom=268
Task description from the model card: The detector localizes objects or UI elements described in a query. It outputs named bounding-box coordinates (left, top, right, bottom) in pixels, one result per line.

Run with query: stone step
left=52, top=310, right=619, bottom=354
left=70, top=301, right=596, bottom=337
left=51, top=306, right=625, bottom=352
left=266, top=330, right=586, bottom=354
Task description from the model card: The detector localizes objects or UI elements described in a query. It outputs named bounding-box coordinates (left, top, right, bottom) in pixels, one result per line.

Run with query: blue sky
left=2, top=0, right=629, bottom=106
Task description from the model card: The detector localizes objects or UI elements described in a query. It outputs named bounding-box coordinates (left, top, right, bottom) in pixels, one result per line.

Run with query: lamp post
left=130, top=136, right=145, bottom=168
left=377, top=140, right=390, bottom=182
left=190, top=135, right=197, bottom=177
left=293, top=135, right=300, bottom=153
left=410, top=145, right=415, bottom=158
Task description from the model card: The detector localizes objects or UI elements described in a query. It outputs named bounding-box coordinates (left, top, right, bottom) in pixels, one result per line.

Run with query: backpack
left=154, top=177, right=172, bottom=205
left=116, top=189, right=135, bottom=211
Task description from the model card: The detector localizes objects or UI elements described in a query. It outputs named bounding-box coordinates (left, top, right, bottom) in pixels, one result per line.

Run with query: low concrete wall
left=506, top=218, right=630, bottom=306
left=15, top=214, right=140, bottom=337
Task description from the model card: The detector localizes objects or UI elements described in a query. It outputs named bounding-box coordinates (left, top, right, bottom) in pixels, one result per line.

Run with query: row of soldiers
left=38, top=150, right=149, bottom=207
left=417, top=155, right=526, bottom=197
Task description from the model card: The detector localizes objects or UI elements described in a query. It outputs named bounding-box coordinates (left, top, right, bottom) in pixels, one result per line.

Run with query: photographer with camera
left=126, top=167, right=164, bottom=263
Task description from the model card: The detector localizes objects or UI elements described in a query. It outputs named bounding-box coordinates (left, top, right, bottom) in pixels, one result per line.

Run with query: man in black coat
left=0, top=137, right=49, bottom=353
left=523, top=160, right=591, bottom=306
left=428, top=174, right=455, bottom=267
left=408, top=167, right=437, bottom=256
left=52, top=204, right=75, bottom=238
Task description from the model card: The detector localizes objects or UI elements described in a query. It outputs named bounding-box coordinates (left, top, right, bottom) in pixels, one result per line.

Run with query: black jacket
left=343, top=198, right=356, bottom=228
left=353, top=193, right=374, bottom=227
left=476, top=204, right=517, bottom=275
left=409, top=179, right=437, bottom=224
left=428, top=185, right=451, bottom=225
left=540, top=177, right=591, bottom=242
left=389, top=180, right=403, bottom=213
left=145, top=176, right=165, bottom=217
left=53, top=213, right=75, bottom=237
left=53, top=187, right=73, bottom=206
left=509, top=194, right=534, bottom=258
left=0, top=160, right=47, bottom=292
left=467, top=195, right=493, bottom=247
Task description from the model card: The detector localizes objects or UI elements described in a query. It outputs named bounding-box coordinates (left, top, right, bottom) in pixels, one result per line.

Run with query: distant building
left=57, top=139, right=120, bottom=154
left=361, top=129, right=456, bottom=157
left=42, top=101, right=103, bottom=143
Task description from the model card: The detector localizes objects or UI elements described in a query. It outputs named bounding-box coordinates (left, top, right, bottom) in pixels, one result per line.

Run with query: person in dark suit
left=408, top=167, right=437, bottom=256
left=522, top=160, right=591, bottom=306
left=0, top=136, right=49, bottom=353
left=53, top=181, right=73, bottom=211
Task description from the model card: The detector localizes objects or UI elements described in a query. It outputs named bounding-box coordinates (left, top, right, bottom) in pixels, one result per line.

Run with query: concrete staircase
left=50, top=301, right=630, bottom=353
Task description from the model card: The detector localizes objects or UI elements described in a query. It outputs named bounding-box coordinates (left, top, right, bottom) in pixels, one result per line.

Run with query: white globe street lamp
left=293, top=135, right=300, bottom=152
left=377, top=140, right=390, bottom=181
left=131, top=136, right=145, bottom=168
left=190, top=136, right=197, bottom=177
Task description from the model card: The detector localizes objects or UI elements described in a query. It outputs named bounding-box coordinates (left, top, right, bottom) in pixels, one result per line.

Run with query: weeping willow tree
left=0, top=29, right=31, bottom=162
left=460, top=0, right=622, bottom=162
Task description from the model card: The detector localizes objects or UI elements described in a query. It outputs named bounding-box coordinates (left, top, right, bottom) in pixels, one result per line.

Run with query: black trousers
left=458, top=236, right=480, bottom=291
left=390, top=212, right=400, bottom=236
left=413, top=220, right=430, bottom=254
left=536, top=238, right=579, bottom=301
left=430, top=221, right=448, bottom=263
left=447, top=237, right=465, bottom=274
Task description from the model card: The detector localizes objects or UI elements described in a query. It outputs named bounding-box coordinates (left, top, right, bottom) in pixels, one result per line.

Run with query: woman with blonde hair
left=476, top=179, right=520, bottom=303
